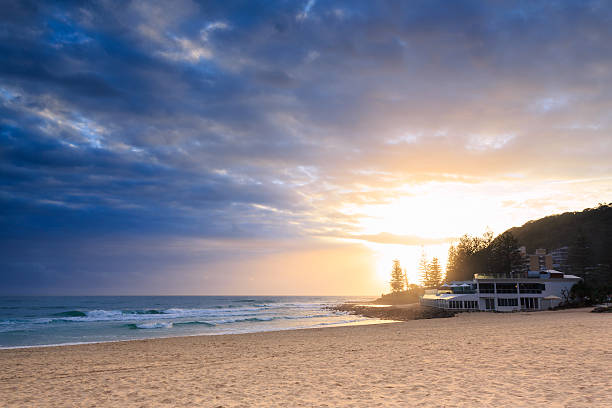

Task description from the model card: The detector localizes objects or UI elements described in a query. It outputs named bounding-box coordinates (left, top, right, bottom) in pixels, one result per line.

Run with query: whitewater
left=0, top=296, right=381, bottom=348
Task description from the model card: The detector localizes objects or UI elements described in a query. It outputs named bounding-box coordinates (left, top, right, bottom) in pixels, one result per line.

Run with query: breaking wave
left=0, top=296, right=383, bottom=347
left=127, top=322, right=174, bottom=329
left=53, top=311, right=87, bottom=317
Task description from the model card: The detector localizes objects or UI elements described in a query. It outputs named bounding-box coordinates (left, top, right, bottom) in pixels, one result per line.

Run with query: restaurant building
left=420, top=271, right=581, bottom=312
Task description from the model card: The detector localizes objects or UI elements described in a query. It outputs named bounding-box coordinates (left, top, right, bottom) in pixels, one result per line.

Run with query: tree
left=446, top=245, right=457, bottom=283
left=483, top=227, right=494, bottom=246
left=568, top=230, right=592, bottom=278
left=488, top=231, right=521, bottom=276
left=427, top=257, right=443, bottom=288
left=418, top=249, right=429, bottom=287
left=390, top=259, right=405, bottom=293
left=446, top=234, right=489, bottom=281
left=569, top=280, right=593, bottom=305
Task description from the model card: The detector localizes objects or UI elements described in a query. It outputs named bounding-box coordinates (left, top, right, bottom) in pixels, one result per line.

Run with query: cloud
left=347, top=232, right=455, bottom=246
left=1, top=0, right=611, bottom=293
left=466, top=133, right=516, bottom=151
left=529, top=96, right=570, bottom=113
left=297, top=0, right=317, bottom=20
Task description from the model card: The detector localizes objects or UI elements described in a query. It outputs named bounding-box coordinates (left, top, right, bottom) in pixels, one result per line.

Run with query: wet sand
left=1, top=308, right=610, bottom=407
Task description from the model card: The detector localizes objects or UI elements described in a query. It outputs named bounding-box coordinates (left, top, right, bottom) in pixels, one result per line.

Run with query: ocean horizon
left=0, top=295, right=382, bottom=348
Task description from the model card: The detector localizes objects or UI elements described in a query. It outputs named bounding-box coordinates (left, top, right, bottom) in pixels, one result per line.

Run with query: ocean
left=0, top=296, right=382, bottom=348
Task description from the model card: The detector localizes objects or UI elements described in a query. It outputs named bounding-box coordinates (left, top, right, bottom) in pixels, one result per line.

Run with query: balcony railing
left=474, top=273, right=529, bottom=279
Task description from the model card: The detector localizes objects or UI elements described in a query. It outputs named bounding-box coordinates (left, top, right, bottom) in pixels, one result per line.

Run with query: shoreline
left=0, top=307, right=597, bottom=352
left=0, top=295, right=382, bottom=350
left=0, top=316, right=396, bottom=351
left=5, top=304, right=604, bottom=351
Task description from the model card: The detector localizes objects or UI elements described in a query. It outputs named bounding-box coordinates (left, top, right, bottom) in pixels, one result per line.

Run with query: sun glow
left=367, top=242, right=451, bottom=291
left=349, top=184, right=509, bottom=239
left=342, top=184, right=509, bottom=290
left=337, top=178, right=610, bottom=293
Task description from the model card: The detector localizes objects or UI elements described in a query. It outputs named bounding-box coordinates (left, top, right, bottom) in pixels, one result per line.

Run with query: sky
left=1, top=0, right=611, bottom=295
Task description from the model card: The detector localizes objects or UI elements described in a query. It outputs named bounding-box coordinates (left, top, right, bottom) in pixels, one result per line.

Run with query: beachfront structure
left=420, top=271, right=581, bottom=312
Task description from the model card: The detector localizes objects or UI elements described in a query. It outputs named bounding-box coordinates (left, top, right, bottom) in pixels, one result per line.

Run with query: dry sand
left=1, top=308, right=610, bottom=407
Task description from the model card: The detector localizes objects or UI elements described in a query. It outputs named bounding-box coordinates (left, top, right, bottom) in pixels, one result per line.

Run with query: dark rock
left=591, top=305, right=612, bottom=313
left=327, top=304, right=456, bottom=321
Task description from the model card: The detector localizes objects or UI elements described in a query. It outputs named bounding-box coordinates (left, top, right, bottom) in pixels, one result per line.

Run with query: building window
left=464, top=300, right=477, bottom=309
left=498, top=298, right=518, bottom=307
left=496, top=283, right=517, bottom=293
left=520, top=297, right=540, bottom=309
left=449, top=300, right=477, bottom=309
left=479, top=283, right=494, bottom=293
left=519, top=283, right=545, bottom=294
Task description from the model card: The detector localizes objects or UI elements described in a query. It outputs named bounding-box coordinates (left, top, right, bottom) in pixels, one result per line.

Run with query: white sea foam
left=135, top=322, right=173, bottom=329
left=0, top=296, right=380, bottom=347
left=1, top=311, right=340, bottom=329
left=31, top=308, right=269, bottom=323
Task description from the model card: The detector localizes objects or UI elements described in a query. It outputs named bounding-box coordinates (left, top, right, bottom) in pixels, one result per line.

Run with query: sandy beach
left=1, top=308, right=610, bottom=407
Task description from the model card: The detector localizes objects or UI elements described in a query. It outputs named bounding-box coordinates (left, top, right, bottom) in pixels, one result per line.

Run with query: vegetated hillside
left=506, top=203, right=612, bottom=265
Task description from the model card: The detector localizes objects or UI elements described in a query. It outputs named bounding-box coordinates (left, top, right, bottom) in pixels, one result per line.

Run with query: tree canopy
left=426, top=257, right=443, bottom=288
left=488, top=232, right=522, bottom=276
left=418, top=250, right=429, bottom=287
left=390, top=259, right=405, bottom=293
left=445, top=234, right=490, bottom=281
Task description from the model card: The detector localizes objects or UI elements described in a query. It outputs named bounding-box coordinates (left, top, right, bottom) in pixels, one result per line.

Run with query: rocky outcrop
left=329, top=304, right=456, bottom=321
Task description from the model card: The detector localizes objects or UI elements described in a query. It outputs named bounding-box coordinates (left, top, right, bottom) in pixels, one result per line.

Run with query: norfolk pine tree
left=427, top=257, right=443, bottom=288
left=390, top=259, right=405, bottom=293
left=446, top=244, right=457, bottom=282
left=418, top=250, right=429, bottom=287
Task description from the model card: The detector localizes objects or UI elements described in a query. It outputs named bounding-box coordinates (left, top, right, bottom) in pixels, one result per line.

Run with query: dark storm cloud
left=1, top=0, right=611, bottom=293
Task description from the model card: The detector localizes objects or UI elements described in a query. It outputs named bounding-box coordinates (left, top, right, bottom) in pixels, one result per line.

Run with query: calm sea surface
left=0, top=296, right=381, bottom=348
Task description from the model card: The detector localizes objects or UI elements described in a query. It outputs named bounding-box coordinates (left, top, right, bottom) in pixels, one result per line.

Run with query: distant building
left=514, top=247, right=556, bottom=276
left=550, top=246, right=569, bottom=272
left=529, top=248, right=553, bottom=272
left=421, top=271, right=580, bottom=312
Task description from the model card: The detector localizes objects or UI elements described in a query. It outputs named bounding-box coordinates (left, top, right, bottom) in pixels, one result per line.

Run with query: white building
left=420, top=271, right=581, bottom=312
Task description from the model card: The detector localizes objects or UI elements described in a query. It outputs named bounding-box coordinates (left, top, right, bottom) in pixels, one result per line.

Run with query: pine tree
left=390, top=259, right=405, bottom=293
left=428, top=257, right=442, bottom=288
left=446, top=244, right=456, bottom=282
left=488, top=231, right=521, bottom=277
left=418, top=250, right=429, bottom=287
left=403, top=267, right=409, bottom=289
left=568, top=230, right=592, bottom=278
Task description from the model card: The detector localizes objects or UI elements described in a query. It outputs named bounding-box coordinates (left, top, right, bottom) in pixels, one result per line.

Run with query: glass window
left=479, top=283, right=494, bottom=293
left=496, top=283, right=517, bottom=293
left=519, top=283, right=545, bottom=294
left=498, top=298, right=518, bottom=307
left=520, top=297, right=540, bottom=309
